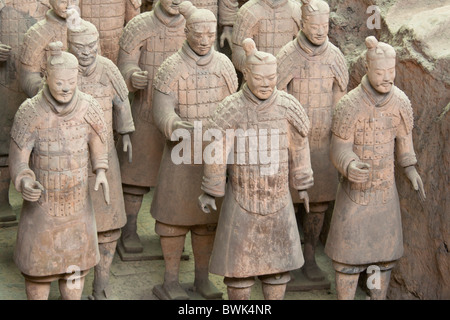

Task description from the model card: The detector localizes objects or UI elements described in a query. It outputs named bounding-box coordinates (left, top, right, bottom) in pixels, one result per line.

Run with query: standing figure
left=116, top=0, right=187, bottom=255
left=9, top=42, right=110, bottom=300
left=79, top=0, right=142, bottom=64
left=324, top=36, right=426, bottom=300
left=198, top=38, right=314, bottom=300
left=276, top=0, right=348, bottom=283
left=19, top=0, right=75, bottom=98
left=151, top=1, right=238, bottom=300
left=67, top=17, right=135, bottom=300
left=231, top=0, right=301, bottom=73
left=0, top=0, right=50, bottom=224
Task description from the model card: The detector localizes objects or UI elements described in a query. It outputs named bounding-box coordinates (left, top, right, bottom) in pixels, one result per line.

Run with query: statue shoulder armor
left=278, top=91, right=310, bottom=137
left=208, top=91, right=245, bottom=131
left=20, top=19, right=53, bottom=65
left=10, top=96, right=40, bottom=149
left=153, top=51, right=184, bottom=94
left=98, top=56, right=129, bottom=101
left=120, top=11, right=154, bottom=54
left=233, top=1, right=259, bottom=44
left=331, top=87, right=361, bottom=140
left=82, top=92, right=108, bottom=144
left=216, top=52, right=239, bottom=94
left=328, top=43, right=349, bottom=92
left=394, top=87, right=414, bottom=134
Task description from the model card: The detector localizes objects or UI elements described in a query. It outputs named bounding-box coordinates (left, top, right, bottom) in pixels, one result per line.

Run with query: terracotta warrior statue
left=0, top=0, right=51, bottom=224
left=67, top=15, right=135, bottom=300
left=116, top=0, right=187, bottom=255
left=198, top=38, right=313, bottom=300
left=9, top=41, right=110, bottom=300
left=231, top=0, right=302, bottom=73
left=19, top=0, right=77, bottom=98
left=78, top=0, right=142, bottom=64
left=324, top=36, right=426, bottom=300
left=151, top=1, right=238, bottom=299
left=276, top=0, right=349, bottom=283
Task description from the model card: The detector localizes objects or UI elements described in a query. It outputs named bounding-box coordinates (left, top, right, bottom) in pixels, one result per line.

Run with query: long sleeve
left=113, top=95, right=135, bottom=134
left=218, top=0, right=239, bottom=27
left=152, top=88, right=182, bottom=140
left=330, top=134, right=358, bottom=178
left=117, top=46, right=142, bottom=93
left=201, top=126, right=232, bottom=198
left=395, top=117, right=417, bottom=168
left=288, top=122, right=314, bottom=190
left=9, top=140, right=35, bottom=193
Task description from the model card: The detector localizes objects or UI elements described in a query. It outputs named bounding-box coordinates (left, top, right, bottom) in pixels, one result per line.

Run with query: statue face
left=244, top=63, right=277, bottom=100
left=161, top=0, right=183, bottom=16
left=68, top=34, right=99, bottom=67
left=301, top=14, right=329, bottom=46
left=185, top=22, right=216, bottom=56
left=50, top=0, right=69, bottom=19
left=367, top=58, right=396, bottom=94
left=47, top=67, right=78, bottom=104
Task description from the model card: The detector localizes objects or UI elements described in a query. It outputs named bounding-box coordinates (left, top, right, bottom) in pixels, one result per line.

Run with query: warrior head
left=179, top=1, right=217, bottom=56
left=46, top=41, right=79, bottom=104
left=160, top=0, right=183, bottom=16
left=300, top=0, right=330, bottom=46
left=49, top=0, right=74, bottom=19
left=365, top=36, right=396, bottom=94
left=67, top=9, right=100, bottom=68
left=242, top=38, right=277, bottom=100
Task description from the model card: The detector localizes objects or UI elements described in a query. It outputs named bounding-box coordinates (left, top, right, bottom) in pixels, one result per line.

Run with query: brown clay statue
left=9, top=41, right=110, bottom=300
left=79, top=0, right=142, bottom=64
left=67, top=15, right=135, bottom=300
left=276, top=0, right=349, bottom=286
left=151, top=1, right=238, bottom=299
left=198, top=38, right=314, bottom=300
left=0, top=0, right=51, bottom=225
left=231, top=0, right=302, bottom=72
left=324, top=36, right=426, bottom=300
left=19, top=0, right=77, bottom=98
left=116, top=0, right=187, bottom=256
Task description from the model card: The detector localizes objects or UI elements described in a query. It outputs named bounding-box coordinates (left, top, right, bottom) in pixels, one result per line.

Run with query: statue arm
left=330, top=134, right=359, bottom=178
left=288, top=124, right=314, bottom=191
left=9, top=140, right=35, bottom=193
left=19, top=63, right=44, bottom=97
left=117, top=46, right=143, bottom=93
left=152, top=89, right=184, bottom=140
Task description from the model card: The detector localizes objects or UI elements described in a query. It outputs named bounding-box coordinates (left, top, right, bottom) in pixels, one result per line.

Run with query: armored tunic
left=151, top=41, right=238, bottom=226
left=201, top=85, right=313, bottom=278
left=231, top=0, right=301, bottom=72
left=0, top=0, right=49, bottom=156
left=277, top=32, right=349, bottom=203
left=77, top=56, right=135, bottom=234
left=9, top=87, right=108, bottom=277
left=116, top=2, right=186, bottom=188
left=79, top=0, right=142, bottom=64
left=324, top=75, right=417, bottom=266
left=19, top=8, right=67, bottom=97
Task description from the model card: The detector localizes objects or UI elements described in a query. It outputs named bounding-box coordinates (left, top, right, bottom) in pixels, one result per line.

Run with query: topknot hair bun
left=365, top=36, right=379, bottom=50
left=242, top=38, right=257, bottom=57
left=179, top=1, right=196, bottom=19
